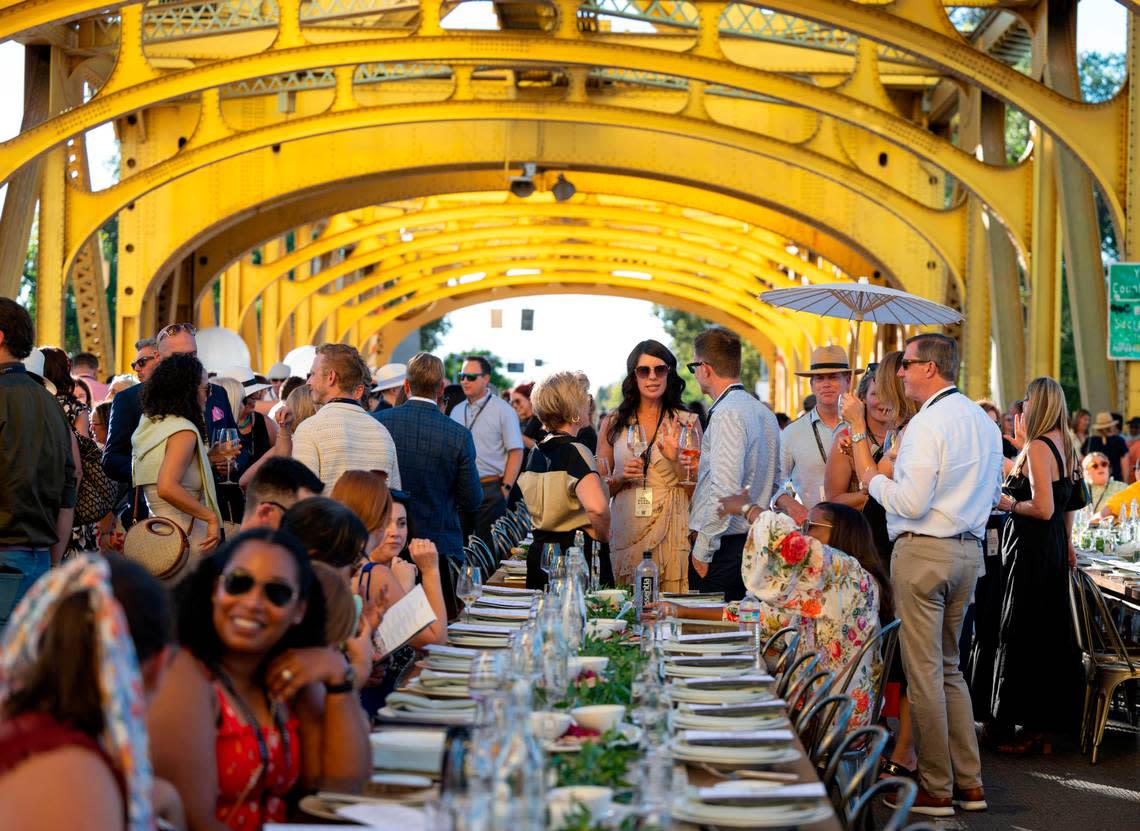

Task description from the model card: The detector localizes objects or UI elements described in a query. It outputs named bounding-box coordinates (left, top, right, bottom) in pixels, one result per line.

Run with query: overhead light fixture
left=509, top=162, right=537, bottom=199
left=552, top=173, right=576, bottom=202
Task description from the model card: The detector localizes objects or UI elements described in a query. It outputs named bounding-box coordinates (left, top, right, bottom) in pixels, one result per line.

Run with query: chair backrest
left=446, top=555, right=461, bottom=597
left=836, top=617, right=900, bottom=725
left=820, top=725, right=890, bottom=824
left=777, top=650, right=821, bottom=698
left=786, top=669, right=835, bottom=727
left=847, top=776, right=917, bottom=831
left=464, top=544, right=494, bottom=578
left=794, top=693, right=855, bottom=767
left=770, top=629, right=803, bottom=678
left=498, top=514, right=521, bottom=545
left=490, top=525, right=513, bottom=560
left=1072, top=568, right=1135, bottom=670
left=512, top=504, right=532, bottom=532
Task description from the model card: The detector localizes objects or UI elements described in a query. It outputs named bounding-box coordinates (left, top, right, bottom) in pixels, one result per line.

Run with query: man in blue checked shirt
left=686, top=327, right=781, bottom=601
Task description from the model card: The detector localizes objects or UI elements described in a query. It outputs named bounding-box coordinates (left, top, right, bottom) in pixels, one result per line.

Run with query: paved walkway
left=874, top=715, right=1140, bottom=830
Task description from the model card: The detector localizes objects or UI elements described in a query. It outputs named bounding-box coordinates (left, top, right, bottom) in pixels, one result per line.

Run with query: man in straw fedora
left=1083, top=410, right=1129, bottom=482
left=774, top=345, right=862, bottom=524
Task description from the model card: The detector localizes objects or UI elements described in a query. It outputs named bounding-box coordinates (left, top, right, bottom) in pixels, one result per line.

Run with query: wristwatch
left=324, top=661, right=356, bottom=695
left=850, top=431, right=867, bottom=444
left=739, top=502, right=758, bottom=518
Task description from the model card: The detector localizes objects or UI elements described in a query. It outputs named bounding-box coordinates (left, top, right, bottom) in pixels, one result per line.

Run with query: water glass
left=456, top=565, right=483, bottom=621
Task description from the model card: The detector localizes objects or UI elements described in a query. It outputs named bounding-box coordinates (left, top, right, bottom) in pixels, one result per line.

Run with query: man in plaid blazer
left=373, top=352, right=483, bottom=563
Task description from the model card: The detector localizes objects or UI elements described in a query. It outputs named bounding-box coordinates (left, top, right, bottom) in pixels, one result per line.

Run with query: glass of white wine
left=456, top=564, right=483, bottom=622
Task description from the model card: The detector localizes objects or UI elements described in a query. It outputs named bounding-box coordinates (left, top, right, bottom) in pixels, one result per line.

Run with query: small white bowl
left=548, top=785, right=614, bottom=829
left=570, top=704, right=625, bottom=734
left=569, top=655, right=609, bottom=676
left=589, top=589, right=626, bottom=607
left=529, top=710, right=573, bottom=742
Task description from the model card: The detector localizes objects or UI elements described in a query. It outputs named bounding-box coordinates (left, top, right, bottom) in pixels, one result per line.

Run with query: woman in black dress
left=991, top=376, right=1086, bottom=753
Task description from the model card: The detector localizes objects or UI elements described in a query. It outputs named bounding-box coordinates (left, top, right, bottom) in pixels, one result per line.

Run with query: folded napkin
left=423, top=644, right=479, bottom=659
left=472, top=596, right=534, bottom=609
left=482, top=585, right=539, bottom=596
left=370, top=730, right=446, bottom=774
left=386, top=692, right=476, bottom=712
left=673, top=631, right=751, bottom=644
left=666, top=655, right=754, bottom=666
left=417, top=669, right=469, bottom=689
left=448, top=622, right=514, bottom=636
left=683, top=729, right=795, bottom=747
left=676, top=673, right=775, bottom=688
left=683, top=700, right=787, bottom=716
left=696, top=782, right=826, bottom=805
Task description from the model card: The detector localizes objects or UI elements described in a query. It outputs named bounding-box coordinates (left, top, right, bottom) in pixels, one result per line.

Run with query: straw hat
left=372, top=363, right=407, bottom=392
left=1092, top=411, right=1118, bottom=433
left=794, top=345, right=865, bottom=378
left=219, top=365, right=273, bottom=397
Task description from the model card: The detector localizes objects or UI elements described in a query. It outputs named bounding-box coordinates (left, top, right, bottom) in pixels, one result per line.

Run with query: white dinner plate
left=447, top=636, right=512, bottom=648
left=546, top=723, right=642, bottom=753
left=670, top=796, right=831, bottom=828
left=672, top=712, right=789, bottom=731
left=664, top=663, right=753, bottom=679
left=377, top=706, right=475, bottom=726
left=670, top=742, right=800, bottom=766
left=667, top=687, right=775, bottom=705
left=663, top=641, right=753, bottom=655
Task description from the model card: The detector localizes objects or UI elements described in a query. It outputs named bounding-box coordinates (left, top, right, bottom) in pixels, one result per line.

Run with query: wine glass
left=468, top=650, right=506, bottom=726
left=627, top=423, right=648, bottom=486
left=678, top=423, right=700, bottom=485
left=456, top=565, right=482, bottom=622
left=540, top=542, right=561, bottom=588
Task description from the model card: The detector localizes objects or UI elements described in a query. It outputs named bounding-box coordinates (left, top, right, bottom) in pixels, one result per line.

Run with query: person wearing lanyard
left=842, top=333, right=1002, bottom=818
left=450, top=356, right=524, bottom=548
left=686, top=327, right=781, bottom=601
left=773, top=345, right=858, bottom=525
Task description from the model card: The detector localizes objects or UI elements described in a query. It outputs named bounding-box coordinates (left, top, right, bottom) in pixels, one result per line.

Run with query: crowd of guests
left=0, top=289, right=1116, bottom=825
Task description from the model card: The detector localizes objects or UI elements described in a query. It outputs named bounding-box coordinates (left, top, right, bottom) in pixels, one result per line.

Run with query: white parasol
left=759, top=282, right=962, bottom=364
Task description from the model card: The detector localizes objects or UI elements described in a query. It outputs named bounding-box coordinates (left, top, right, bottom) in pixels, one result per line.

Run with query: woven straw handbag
left=123, top=514, right=193, bottom=580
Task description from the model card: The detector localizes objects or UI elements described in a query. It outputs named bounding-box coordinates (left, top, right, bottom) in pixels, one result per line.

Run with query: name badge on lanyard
left=635, top=487, right=654, bottom=518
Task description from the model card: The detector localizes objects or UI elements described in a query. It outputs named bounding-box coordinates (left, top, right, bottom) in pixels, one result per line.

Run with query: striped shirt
left=292, top=402, right=402, bottom=490
left=689, top=387, right=782, bottom=563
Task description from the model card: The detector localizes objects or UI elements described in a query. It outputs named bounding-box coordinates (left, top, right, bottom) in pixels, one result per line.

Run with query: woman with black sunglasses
left=597, top=340, right=700, bottom=592
left=148, top=529, right=370, bottom=831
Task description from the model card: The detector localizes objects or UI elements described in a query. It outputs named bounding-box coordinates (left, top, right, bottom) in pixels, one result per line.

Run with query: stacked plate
left=673, top=700, right=789, bottom=730
left=378, top=692, right=476, bottom=725
left=664, top=631, right=753, bottom=655
left=466, top=604, right=529, bottom=627
left=671, top=728, right=801, bottom=767
left=447, top=622, right=515, bottom=648
left=470, top=595, right=534, bottom=611
left=667, top=673, right=777, bottom=704
left=421, top=644, right=479, bottom=672
left=671, top=781, right=832, bottom=828
left=401, top=669, right=470, bottom=698
left=501, top=560, right=528, bottom=577
left=663, top=654, right=756, bottom=678
left=482, top=585, right=539, bottom=598
left=370, top=729, right=447, bottom=775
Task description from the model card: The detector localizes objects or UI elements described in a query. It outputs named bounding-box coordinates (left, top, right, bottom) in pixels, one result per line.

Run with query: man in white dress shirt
left=851, top=333, right=1001, bottom=817
left=292, top=343, right=401, bottom=490
left=774, top=345, right=856, bottom=523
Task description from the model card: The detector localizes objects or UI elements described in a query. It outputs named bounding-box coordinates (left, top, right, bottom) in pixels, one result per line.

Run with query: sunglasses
left=1086, top=462, right=1108, bottom=470
left=800, top=519, right=833, bottom=534
left=686, top=361, right=709, bottom=373
left=459, top=372, right=486, bottom=381
left=131, top=355, right=156, bottom=370
left=222, top=568, right=297, bottom=608
left=157, top=322, right=197, bottom=341
left=635, top=365, right=669, bottom=379
left=899, top=358, right=933, bottom=369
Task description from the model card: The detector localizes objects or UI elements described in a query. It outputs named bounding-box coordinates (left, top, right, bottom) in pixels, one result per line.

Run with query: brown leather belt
left=479, top=475, right=502, bottom=484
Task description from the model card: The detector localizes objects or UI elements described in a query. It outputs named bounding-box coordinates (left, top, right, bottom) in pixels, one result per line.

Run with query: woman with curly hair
left=597, top=340, right=699, bottom=591
left=40, top=346, right=90, bottom=436
left=131, top=353, right=222, bottom=578
left=148, top=530, right=370, bottom=830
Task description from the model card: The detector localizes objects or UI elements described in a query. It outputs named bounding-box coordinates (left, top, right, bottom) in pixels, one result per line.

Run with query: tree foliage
left=419, top=316, right=451, bottom=352
left=443, top=348, right=513, bottom=392
left=651, top=306, right=763, bottom=401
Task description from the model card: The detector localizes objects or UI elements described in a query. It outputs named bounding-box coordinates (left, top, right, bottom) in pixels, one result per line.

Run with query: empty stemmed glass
left=456, top=565, right=482, bottom=622
left=468, top=650, right=507, bottom=726
left=540, top=543, right=561, bottom=590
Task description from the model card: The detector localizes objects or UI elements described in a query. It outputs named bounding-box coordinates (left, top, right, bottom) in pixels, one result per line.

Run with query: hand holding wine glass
left=678, top=422, right=700, bottom=485
left=627, top=423, right=648, bottom=487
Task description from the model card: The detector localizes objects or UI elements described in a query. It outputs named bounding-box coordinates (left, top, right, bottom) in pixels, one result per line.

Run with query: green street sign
left=1108, top=263, right=1140, bottom=360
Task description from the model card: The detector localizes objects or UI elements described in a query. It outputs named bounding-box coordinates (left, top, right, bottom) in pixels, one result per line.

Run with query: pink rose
left=779, top=532, right=809, bottom=565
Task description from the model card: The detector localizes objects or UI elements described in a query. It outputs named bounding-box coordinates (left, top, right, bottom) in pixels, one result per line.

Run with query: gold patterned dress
left=609, top=412, right=696, bottom=593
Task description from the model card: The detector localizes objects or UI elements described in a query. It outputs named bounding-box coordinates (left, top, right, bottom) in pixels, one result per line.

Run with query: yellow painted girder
left=245, top=200, right=852, bottom=305
left=340, top=263, right=818, bottom=350
left=23, top=33, right=1030, bottom=250
left=369, top=281, right=802, bottom=372
left=769, top=0, right=1127, bottom=234
left=72, top=110, right=969, bottom=295
left=177, top=168, right=889, bottom=305
left=237, top=201, right=854, bottom=320
left=296, top=238, right=829, bottom=342
left=122, top=148, right=951, bottom=326
left=327, top=255, right=829, bottom=347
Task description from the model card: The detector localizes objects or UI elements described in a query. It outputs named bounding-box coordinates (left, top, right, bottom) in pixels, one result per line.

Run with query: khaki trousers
left=892, top=535, right=984, bottom=798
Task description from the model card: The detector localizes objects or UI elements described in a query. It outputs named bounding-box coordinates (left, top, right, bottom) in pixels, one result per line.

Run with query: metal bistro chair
left=1069, top=568, right=1140, bottom=763
left=819, top=725, right=890, bottom=829
left=846, top=776, right=917, bottom=831
left=490, top=523, right=513, bottom=562
left=836, top=618, right=901, bottom=728
left=464, top=537, right=496, bottom=577
left=795, top=693, right=856, bottom=768
left=776, top=650, right=821, bottom=699
left=513, top=503, right=533, bottom=533
left=786, top=669, right=835, bottom=730
left=761, top=625, right=800, bottom=674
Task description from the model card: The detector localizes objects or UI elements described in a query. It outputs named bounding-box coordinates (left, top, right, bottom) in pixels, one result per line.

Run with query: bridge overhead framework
left=2, top=0, right=1139, bottom=410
